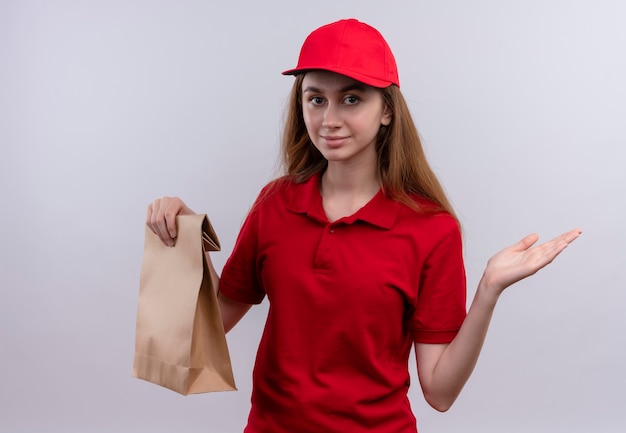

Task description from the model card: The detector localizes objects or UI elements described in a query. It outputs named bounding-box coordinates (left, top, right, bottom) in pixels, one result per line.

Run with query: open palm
left=482, top=228, right=582, bottom=294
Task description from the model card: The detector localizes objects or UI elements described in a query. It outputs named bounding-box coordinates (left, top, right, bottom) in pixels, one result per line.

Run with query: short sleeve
left=219, top=205, right=266, bottom=305
left=410, top=224, right=467, bottom=344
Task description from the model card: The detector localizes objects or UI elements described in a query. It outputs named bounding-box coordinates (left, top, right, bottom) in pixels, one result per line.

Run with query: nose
left=322, top=103, right=341, bottom=129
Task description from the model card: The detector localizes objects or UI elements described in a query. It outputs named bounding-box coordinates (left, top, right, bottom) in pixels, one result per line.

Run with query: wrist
left=475, top=276, right=502, bottom=308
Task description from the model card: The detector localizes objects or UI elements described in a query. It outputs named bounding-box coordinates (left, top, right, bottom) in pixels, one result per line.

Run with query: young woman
left=146, top=19, right=581, bottom=433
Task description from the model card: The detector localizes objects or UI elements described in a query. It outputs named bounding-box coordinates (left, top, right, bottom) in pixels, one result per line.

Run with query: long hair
left=279, top=74, right=457, bottom=221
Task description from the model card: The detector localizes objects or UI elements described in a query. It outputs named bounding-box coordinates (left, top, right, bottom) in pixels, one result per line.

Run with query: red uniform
left=220, top=173, right=467, bottom=433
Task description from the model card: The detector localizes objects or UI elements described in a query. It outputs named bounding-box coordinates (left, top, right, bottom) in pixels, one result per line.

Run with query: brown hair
left=279, top=74, right=457, bottom=221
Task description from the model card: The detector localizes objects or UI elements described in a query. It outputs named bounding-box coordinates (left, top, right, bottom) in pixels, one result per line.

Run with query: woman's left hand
left=481, top=228, right=582, bottom=296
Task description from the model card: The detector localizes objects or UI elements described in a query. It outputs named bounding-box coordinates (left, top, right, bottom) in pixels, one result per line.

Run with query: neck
left=322, top=163, right=380, bottom=195
left=320, top=161, right=380, bottom=222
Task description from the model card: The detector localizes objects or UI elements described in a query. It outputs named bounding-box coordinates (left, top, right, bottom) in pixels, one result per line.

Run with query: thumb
left=513, top=233, right=539, bottom=252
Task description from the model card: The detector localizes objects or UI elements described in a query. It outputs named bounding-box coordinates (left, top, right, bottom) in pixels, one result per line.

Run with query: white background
left=1, top=1, right=625, bottom=432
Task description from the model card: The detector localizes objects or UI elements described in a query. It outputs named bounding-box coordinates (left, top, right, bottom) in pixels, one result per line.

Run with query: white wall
left=1, top=1, right=624, bottom=432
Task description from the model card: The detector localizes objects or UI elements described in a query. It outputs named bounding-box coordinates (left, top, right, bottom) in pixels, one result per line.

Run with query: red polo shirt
left=219, top=173, right=466, bottom=433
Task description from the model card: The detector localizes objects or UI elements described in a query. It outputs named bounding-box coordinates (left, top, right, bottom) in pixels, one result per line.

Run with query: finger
left=146, top=199, right=164, bottom=236
left=539, top=228, right=582, bottom=257
left=531, top=229, right=582, bottom=267
left=535, top=240, right=568, bottom=265
left=152, top=197, right=176, bottom=246
left=512, top=233, right=539, bottom=252
left=560, top=228, right=582, bottom=245
left=145, top=202, right=155, bottom=229
left=165, top=206, right=178, bottom=240
left=152, top=198, right=175, bottom=246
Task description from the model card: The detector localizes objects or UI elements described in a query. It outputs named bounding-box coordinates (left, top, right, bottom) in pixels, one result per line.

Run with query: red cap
left=282, top=19, right=400, bottom=88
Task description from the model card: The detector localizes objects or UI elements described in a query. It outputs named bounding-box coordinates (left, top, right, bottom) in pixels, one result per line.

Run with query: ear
left=381, top=105, right=393, bottom=126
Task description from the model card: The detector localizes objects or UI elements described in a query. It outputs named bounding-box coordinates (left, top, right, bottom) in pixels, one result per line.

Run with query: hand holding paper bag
left=133, top=214, right=236, bottom=395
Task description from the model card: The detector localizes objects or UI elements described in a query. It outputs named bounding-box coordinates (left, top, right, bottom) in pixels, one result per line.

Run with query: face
left=301, top=71, right=392, bottom=168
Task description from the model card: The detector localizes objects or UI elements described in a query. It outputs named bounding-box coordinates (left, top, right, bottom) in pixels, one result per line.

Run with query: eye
left=310, top=96, right=325, bottom=106
left=344, top=95, right=360, bottom=105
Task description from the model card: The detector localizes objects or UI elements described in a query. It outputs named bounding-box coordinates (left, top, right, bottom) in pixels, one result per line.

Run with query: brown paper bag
left=132, top=214, right=236, bottom=395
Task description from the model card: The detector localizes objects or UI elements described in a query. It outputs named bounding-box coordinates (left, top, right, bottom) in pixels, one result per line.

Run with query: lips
left=321, top=136, right=348, bottom=148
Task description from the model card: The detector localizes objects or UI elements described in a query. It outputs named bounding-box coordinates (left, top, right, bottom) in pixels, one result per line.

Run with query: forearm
left=417, top=228, right=581, bottom=411
left=206, top=252, right=252, bottom=333
left=417, top=278, right=500, bottom=411
left=217, top=291, right=253, bottom=333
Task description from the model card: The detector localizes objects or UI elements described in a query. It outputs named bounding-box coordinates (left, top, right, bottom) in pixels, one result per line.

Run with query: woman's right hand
left=146, top=197, right=195, bottom=247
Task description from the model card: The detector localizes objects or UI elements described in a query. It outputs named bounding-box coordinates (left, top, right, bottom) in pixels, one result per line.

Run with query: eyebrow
left=302, top=83, right=369, bottom=94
